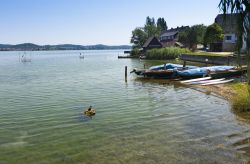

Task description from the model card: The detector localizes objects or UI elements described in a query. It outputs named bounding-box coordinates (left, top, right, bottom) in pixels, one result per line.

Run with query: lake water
left=0, top=50, right=250, bottom=163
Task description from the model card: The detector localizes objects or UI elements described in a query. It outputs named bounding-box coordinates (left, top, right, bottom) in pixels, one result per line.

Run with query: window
left=225, top=35, right=232, bottom=41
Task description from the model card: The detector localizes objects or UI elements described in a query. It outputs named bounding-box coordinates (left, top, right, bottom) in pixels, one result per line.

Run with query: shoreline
left=197, top=84, right=236, bottom=100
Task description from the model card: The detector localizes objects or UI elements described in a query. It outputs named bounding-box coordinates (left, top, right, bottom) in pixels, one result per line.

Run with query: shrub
left=145, top=47, right=190, bottom=60
left=130, top=48, right=140, bottom=57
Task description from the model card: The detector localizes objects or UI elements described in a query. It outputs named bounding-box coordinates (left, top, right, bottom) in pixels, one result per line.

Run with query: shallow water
left=0, top=50, right=250, bottom=163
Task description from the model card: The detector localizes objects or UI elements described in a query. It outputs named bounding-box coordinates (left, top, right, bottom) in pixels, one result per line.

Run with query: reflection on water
left=0, top=50, right=250, bottom=163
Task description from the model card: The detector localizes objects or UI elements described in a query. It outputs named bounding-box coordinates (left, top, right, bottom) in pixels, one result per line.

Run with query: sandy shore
left=197, top=84, right=236, bottom=100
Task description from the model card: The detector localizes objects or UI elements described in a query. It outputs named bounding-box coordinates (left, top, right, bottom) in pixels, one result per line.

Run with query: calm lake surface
left=1, top=50, right=250, bottom=163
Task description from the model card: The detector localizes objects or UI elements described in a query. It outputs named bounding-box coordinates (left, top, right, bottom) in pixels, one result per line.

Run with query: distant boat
left=79, top=53, right=84, bottom=59
left=20, top=52, right=31, bottom=62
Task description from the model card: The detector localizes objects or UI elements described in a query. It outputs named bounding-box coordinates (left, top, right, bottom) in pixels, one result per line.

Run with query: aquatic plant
left=145, top=47, right=190, bottom=60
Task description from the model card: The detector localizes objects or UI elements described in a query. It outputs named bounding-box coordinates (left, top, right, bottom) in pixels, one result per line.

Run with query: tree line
left=130, top=16, right=167, bottom=48
left=131, top=17, right=224, bottom=51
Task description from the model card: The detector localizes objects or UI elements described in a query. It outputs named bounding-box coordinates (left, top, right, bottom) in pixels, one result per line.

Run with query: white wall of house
left=224, top=33, right=237, bottom=43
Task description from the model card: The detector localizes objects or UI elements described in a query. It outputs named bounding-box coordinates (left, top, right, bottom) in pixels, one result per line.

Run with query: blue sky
left=0, top=0, right=222, bottom=45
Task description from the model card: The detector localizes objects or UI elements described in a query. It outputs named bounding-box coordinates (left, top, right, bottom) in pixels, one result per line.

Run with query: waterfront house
left=160, top=26, right=188, bottom=47
left=142, top=36, right=162, bottom=52
left=214, top=14, right=246, bottom=52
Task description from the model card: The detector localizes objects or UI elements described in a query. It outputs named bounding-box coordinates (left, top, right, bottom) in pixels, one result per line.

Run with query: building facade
left=159, top=26, right=188, bottom=47
left=215, top=14, right=239, bottom=52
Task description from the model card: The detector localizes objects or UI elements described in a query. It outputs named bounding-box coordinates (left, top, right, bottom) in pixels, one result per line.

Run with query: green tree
left=178, top=24, right=206, bottom=50
left=219, top=0, right=250, bottom=85
left=204, top=23, right=224, bottom=45
left=131, top=16, right=162, bottom=48
left=130, top=28, right=147, bottom=48
left=178, top=27, right=190, bottom=47
left=145, top=16, right=155, bottom=26
left=157, top=18, right=168, bottom=31
left=144, top=16, right=160, bottom=38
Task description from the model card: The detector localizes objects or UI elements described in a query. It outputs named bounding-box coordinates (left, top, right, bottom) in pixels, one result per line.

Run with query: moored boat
left=209, top=68, right=247, bottom=79
left=131, top=63, right=197, bottom=79
left=177, top=66, right=236, bottom=79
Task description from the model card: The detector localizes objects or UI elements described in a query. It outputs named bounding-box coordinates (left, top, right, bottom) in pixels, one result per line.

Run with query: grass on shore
left=230, top=83, right=250, bottom=112
left=145, top=47, right=190, bottom=60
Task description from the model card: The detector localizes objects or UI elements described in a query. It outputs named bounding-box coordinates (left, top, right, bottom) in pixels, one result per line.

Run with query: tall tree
left=204, top=23, right=224, bottom=46
left=157, top=18, right=168, bottom=31
left=219, top=0, right=250, bottom=85
left=145, top=16, right=155, bottom=26
left=130, top=28, right=147, bottom=48
left=130, top=16, right=165, bottom=48
left=178, top=24, right=206, bottom=50
left=144, top=16, right=160, bottom=38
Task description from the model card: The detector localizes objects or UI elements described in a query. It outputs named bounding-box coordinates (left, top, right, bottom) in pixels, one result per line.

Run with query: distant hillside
left=0, top=44, right=12, bottom=48
left=0, top=43, right=131, bottom=51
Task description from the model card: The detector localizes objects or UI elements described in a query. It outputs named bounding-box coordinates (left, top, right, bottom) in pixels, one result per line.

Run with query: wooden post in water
left=125, top=66, right=127, bottom=81
left=183, top=61, right=186, bottom=67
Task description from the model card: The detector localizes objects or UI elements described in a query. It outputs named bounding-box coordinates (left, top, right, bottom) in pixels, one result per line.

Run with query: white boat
left=189, top=78, right=225, bottom=85
left=201, top=79, right=234, bottom=86
left=180, top=77, right=211, bottom=83
left=79, top=53, right=84, bottom=59
left=20, top=52, right=31, bottom=62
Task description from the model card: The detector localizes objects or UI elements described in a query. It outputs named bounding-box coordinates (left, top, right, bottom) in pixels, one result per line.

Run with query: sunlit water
left=0, top=50, right=250, bottom=163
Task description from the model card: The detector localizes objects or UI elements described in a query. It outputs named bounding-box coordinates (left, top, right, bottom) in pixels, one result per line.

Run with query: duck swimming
left=84, top=106, right=96, bottom=116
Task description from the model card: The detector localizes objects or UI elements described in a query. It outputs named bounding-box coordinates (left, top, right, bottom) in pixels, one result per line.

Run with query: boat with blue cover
left=131, top=63, right=198, bottom=79
left=176, top=66, right=238, bottom=79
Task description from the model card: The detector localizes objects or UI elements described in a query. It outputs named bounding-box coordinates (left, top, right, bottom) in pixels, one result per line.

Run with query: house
left=142, top=36, right=162, bottom=52
left=160, top=26, right=189, bottom=47
left=214, top=14, right=242, bottom=52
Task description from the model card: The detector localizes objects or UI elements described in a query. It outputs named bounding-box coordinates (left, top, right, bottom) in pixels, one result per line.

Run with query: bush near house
left=130, top=48, right=141, bottom=57
left=145, top=47, right=190, bottom=60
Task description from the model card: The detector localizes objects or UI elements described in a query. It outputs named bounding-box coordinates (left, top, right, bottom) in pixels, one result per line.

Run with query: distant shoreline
left=0, top=43, right=132, bottom=51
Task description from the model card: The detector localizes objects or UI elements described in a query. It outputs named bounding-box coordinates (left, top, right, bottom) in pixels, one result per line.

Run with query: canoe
left=201, top=79, right=234, bottom=86
left=188, top=78, right=225, bottom=85
left=181, top=77, right=211, bottom=83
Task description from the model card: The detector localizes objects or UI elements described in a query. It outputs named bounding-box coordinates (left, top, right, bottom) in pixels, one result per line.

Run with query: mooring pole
left=183, top=61, right=186, bottom=67
left=125, top=66, right=127, bottom=80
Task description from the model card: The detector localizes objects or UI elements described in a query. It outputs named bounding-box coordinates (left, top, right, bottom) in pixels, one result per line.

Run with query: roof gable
left=143, top=36, right=162, bottom=48
left=215, top=14, right=238, bottom=33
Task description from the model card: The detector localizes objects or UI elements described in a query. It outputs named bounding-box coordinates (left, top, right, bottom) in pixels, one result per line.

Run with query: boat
left=209, top=68, right=247, bottom=79
left=149, top=63, right=197, bottom=70
left=188, top=78, right=225, bottom=85
left=20, top=52, right=31, bottom=62
left=142, top=69, right=177, bottom=78
left=79, top=53, right=84, bottom=59
left=177, top=66, right=236, bottom=79
left=201, top=79, right=234, bottom=86
left=181, top=77, right=211, bottom=83
left=131, top=63, right=198, bottom=79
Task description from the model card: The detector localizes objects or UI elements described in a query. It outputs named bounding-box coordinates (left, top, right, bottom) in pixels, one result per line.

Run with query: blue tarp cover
left=149, top=63, right=197, bottom=70
left=177, top=66, right=235, bottom=76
